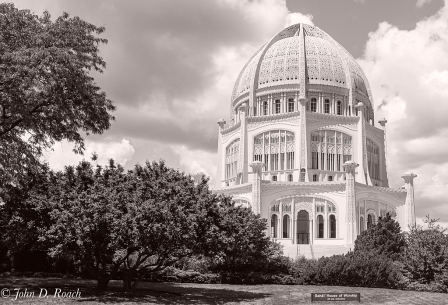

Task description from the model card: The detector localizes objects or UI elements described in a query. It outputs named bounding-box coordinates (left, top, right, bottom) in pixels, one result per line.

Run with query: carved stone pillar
left=355, top=102, right=370, bottom=185
left=378, top=118, right=390, bottom=187
left=238, top=103, right=248, bottom=184
left=215, top=119, right=226, bottom=189
left=343, top=161, right=359, bottom=244
left=299, top=97, right=308, bottom=180
left=402, top=172, right=417, bottom=230
left=250, top=161, right=264, bottom=215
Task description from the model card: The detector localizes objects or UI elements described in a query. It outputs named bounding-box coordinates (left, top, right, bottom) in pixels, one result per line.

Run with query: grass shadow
left=0, top=277, right=272, bottom=304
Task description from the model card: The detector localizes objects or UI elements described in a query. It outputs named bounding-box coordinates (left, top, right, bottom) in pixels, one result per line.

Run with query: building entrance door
left=297, top=210, right=309, bottom=244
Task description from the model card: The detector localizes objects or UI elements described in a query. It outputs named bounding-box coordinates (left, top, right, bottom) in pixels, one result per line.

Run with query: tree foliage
left=208, top=196, right=281, bottom=273
left=0, top=164, right=54, bottom=270
left=401, top=216, right=448, bottom=291
left=42, top=160, right=234, bottom=291
left=0, top=3, right=114, bottom=185
left=354, top=213, right=406, bottom=259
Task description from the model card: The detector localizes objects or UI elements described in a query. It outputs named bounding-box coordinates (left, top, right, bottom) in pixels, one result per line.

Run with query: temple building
left=214, top=23, right=417, bottom=258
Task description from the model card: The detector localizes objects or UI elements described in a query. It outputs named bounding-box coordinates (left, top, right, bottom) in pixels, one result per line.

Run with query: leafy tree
left=43, top=160, right=229, bottom=291
left=354, top=213, right=406, bottom=259
left=43, top=159, right=129, bottom=290
left=401, top=216, right=448, bottom=291
left=0, top=4, right=115, bottom=185
left=0, top=165, right=54, bottom=271
left=115, top=162, right=225, bottom=292
left=208, top=197, right=282, bottom=273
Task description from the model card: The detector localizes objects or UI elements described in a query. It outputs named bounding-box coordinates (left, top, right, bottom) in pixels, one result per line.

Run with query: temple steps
left=282, top=244, right=352, bottom=260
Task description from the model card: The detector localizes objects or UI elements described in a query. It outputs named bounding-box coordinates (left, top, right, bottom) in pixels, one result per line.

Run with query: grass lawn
left=0, top=277, right=446, bottom=304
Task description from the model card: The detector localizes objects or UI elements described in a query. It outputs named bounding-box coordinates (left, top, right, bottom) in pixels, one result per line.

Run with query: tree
left=0, top=164, right=55, bottom=271
left=43, top=160, right=228, bottom=291
left=0, top=4, right=115, bottom=185
left=43, top=159, right=129, bottom=290
left=115, top=162, right=225, bottom=292
left=208, top=196, right=282, bottom=274
left=401, top=215, right=448, bottom=291
left=354, top=213, right=406, bottom=260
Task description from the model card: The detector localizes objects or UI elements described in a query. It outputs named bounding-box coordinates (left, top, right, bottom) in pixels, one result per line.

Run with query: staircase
left=282, top=244, right=350, bottom=259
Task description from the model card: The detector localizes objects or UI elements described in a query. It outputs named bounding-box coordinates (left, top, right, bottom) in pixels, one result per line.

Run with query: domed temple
left=214, top=23, right=417, bottom=258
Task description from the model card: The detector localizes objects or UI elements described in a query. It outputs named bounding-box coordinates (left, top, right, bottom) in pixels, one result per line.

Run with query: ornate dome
left=231, top=23, right=373, bottom=112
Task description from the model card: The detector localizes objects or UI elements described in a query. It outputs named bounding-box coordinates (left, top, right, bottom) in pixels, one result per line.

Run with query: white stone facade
left=214, top=23, right=416, bottom=253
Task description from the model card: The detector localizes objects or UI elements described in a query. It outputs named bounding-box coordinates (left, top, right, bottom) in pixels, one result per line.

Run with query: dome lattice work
left=230, top=23, right=373, bottom=116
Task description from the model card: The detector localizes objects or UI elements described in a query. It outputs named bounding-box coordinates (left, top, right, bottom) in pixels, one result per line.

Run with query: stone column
left=238, top=103, right=248, bottom=184
left=355, top=102, right=371, bottom=185
left=378, top=118, right=390, bottom=187
left=215, top=119, right=226, bottom=189
left=343, top=161, right=359, bottom=245
left=250, top=161, right=264, bottom=215
left=299, top=97, right=308, bottom=181
left=402, top=172, right=417, bottom=230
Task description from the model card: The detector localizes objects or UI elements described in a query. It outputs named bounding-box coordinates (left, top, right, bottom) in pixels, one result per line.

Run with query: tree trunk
left=97, top=277, right=110, bottom=291
left=122, top=271, right=133, bottom=292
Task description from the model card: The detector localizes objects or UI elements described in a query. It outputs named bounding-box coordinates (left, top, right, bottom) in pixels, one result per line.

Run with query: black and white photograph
left=0, top=0, right=447, bottom=303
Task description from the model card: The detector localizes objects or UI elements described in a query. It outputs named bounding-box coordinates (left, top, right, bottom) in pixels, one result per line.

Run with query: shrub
left=354, top=213, right=405, bottom=260
left=401, top=216, right=448, bottom=292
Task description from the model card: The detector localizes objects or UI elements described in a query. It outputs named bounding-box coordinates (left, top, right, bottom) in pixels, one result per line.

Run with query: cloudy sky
left=9, top=0, right=448, bottom=226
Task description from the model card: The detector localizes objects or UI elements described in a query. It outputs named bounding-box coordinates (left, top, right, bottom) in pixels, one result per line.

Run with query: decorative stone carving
left=247, top=112, right=300, bottom=131
left=343, top=161, right=358, bottom=244
left=402, top=172, right=417, bottom=230
left=222, top=121, right=241, bottom=143
left=250, top=161, right=265, bottom=214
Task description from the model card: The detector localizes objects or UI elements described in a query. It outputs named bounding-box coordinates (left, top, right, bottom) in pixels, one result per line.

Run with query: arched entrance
left=283, top=214, right=290, bottom=238
left=297, top=210, right=309, bottom=244
left=271, top=214, right=278, bottom=238
left=317, top=215, right=324, bottom=238
left=367, top=214, right=375, bottom=229
left=329, top=215, right=336, bottom=238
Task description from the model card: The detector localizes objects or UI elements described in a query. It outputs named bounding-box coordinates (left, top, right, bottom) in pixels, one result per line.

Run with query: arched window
left=253, top=130, right=295, bottom=173
left=329, top=215, right=336, bottom=238
left=283, top=214, right=290, bottom=238
left=263, top=101, right=268, bottom=115
left=311, top=130, right=352, bottom=172
left=367, top=214, right=375, bottom=229
left=233, top=199, right=251, bottom=210
left=324, top=99, right=330, bottom=114
left=300, top=168, right=306, bottom=182
left=275, top=99, right=281, bottom=114
left=225, top=139, right=239, bottom=180
left=311, top=98, right=317, bottom=112
left=288, top=98, right=294, bottom=112
left=317, top=215, right=324, bottom=238
left=271, top=214, right=278, bottom=238
left=367, top=139, right=380, bottom=181
left=337, top=101, right=342, bottom=115
left=297, top=211, right=309, bottom=244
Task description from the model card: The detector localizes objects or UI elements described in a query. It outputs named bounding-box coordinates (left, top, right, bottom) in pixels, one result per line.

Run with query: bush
left=401, top=217, right=448, bottom=292
left=156, top=267, right=220, bottom=284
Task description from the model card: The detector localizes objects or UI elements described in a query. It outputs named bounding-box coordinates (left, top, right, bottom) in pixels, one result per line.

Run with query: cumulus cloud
left=44, top=139, right=135, bottom=170
left=171, top=145, right=218, bottom=187
left=358, top=0, right=448, bottom=221
left=416, top=0, right=435, bottom=7
left=285, top=12, right=314, bottom=27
